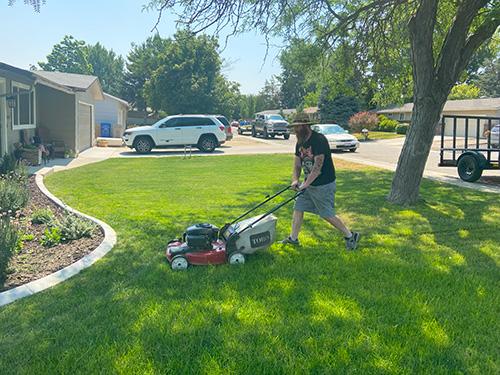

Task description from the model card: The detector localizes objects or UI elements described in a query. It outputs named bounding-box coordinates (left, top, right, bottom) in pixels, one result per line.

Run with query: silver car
left=311, top=124, right=360, bottom=152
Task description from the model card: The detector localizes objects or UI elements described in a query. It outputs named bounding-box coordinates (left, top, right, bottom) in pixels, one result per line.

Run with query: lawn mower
left=166, top=185, right=303, bottom=270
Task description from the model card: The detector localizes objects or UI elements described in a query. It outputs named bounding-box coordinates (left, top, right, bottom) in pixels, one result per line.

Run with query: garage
left=78, top=102, right=93, bottom=151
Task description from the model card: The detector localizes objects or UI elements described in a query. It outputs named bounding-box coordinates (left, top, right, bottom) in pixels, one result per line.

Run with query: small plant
left=57, top=213, right=96, bottom=241
left=0, top=154, right=18, bottom=176
left=0, top=218, right=18, bottom=282
left=40, top=226, right=62, bottom=248
left=31, top=208, right=55, bottom=225
left=0, top=179, right=30, bottom=216
left=348, top=112, right=379, bottom=133
left=396, top=124, right=410, bottom=134
left=377, top=115, right=399, bottom=132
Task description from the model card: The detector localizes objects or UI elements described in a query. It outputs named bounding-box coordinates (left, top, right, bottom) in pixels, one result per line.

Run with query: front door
left=155, top=117, right=181, bottom=146
left=0, top=78, right=6, bottom=156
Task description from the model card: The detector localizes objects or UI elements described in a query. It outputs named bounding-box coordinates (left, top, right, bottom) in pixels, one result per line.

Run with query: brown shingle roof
left=378, top=98, right=500, bottom=114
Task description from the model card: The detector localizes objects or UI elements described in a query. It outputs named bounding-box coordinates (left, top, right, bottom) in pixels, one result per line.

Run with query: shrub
left=0, top=154, right=18, bottom=175
left=377, top=115, right=399, bottom=132
left=31, top=208, right=55, bottom=225
left=396, top=124, right=410, bottom=134
left=40, top=226, right=62, bottom=248
left=348, top=112, right=379, bottom=133
left=0, top=179, right=29, bottom=216
left=0, top=218, right=18, bottom=281
left=57, top=213, right=96, bottom=241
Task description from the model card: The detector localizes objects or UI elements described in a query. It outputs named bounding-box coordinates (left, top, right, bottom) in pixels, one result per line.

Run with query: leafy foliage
left=448, top=83, right=481, bottom=100
left=474, top=57, right=500, bottom=97
left=348, top=112, right=379, bottom=133
left=39, top=35, right=92, bottom=74
left=56, top=213, right=96, bottom=241
left=0, top=217, right=17, bottom=282
left=31, top=208, right=55, bottom=225
left=319, top=88, right=359, bottom=127
left=40, top=226, right=62, bottom=248
left=0, top=179, right=29, bottom=216
left=88, top=43, right=125, bottom=97
left=377, top=115, right=399, bottom=132
left=396, top=123, right=410, bottom=134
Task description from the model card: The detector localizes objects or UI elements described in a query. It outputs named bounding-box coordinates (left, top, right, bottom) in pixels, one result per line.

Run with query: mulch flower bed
left=1, top=177, right=104, bottom=292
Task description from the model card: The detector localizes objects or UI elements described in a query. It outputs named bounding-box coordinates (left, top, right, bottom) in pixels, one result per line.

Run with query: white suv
left=123, top=115, right=227, bottom=154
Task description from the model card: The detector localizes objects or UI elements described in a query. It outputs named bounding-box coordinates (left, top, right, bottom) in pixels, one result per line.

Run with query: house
left=32, top=70, right=104, bottom=152
left=378, top=98, right=500, bottom=137
left=94, top=93, right=128, bottom=138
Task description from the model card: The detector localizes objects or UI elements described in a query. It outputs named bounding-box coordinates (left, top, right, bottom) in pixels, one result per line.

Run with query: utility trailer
left=439, top=115, right=500, bottom=182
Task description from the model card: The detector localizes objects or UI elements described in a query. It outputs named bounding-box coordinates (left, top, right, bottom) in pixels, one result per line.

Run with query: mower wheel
left=171, top=256, right=189, bottom=270
left=229, top=252, right=245, bottom=265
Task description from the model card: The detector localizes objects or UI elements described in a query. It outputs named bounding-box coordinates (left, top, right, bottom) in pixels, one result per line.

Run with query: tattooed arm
left=291, top=155, right=302, bottom=189
left=301, top=154, right=324, bottom=189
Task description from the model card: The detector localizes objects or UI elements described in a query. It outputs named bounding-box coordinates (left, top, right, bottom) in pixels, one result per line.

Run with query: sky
left=0, top=0, right=284, bottom=94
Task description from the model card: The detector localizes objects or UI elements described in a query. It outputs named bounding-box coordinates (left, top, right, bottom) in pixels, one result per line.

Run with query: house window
left=12, top=82, right=36, bottom=130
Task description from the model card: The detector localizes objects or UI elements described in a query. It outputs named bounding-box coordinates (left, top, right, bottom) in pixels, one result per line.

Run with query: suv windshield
left=313, top=124, right=346, bottom=134
left=267, top=115, right=284, bottom=121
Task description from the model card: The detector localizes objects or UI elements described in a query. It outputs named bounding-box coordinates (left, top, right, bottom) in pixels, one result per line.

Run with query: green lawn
left=1, top=155, right=499, bottom=374
left=353, top=131, right=405, bottom=140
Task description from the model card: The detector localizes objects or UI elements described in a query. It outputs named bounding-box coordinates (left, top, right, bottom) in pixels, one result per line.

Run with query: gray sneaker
left=345, top=232, right=361, bottom=250
left=281, top=236, right=300, bottom=246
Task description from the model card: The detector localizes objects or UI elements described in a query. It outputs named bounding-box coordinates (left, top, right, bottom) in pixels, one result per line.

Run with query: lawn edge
left=0, top=169, right=117, bottom=308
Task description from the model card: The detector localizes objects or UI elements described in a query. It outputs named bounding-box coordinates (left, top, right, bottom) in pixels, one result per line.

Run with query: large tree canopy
left=148, top=0, right=499, bottom=204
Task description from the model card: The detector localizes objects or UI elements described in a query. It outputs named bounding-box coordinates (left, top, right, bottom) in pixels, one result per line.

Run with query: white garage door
left=78, top=103, right=92, bottom=151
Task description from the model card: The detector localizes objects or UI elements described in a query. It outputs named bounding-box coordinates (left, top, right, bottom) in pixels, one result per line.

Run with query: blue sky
left=1, top=0, right=283, bottom=94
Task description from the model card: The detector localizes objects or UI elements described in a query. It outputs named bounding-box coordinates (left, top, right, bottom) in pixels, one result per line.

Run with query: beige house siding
left=36, top=84, right=76, bottom=152
left=0, top=75, right=36, bottom=155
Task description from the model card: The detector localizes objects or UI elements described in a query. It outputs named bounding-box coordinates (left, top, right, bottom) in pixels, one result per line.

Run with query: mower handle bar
left=227, top=185, right=292, bottom=226
left=235, top=189, right=304, bottom=237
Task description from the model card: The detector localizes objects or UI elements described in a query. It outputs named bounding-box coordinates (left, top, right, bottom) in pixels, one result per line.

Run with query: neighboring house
left=94, top=93, right=129, bottom=138
left=127, top=110, right=160, bottom=127
left=255, top=108, right=296, bottom=117
left=1, top=63, right=112, bottom=157
left=378, top=98, right=500, bottom=137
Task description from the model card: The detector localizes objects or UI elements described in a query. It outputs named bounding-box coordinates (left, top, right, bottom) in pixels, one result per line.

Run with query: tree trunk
left=387, top=97, right=445, bottom=205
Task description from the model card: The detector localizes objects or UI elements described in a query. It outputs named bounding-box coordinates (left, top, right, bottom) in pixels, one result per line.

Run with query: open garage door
left=78, top=102, right=93, bottom=152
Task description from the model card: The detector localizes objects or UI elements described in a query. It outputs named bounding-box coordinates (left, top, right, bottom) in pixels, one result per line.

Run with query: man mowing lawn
left=282, top=119, right=361, bottom=250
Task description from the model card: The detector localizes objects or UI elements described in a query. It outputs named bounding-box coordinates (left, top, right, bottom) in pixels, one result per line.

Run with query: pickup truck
left=252, top=114, right=290, bottom=139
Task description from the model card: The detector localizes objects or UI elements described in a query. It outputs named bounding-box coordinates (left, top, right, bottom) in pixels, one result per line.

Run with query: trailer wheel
left=229, top=252, right=245, bottom=265
left=457, top=154, right=483, bottom=182
left=171, top=256, right=189, bottom=270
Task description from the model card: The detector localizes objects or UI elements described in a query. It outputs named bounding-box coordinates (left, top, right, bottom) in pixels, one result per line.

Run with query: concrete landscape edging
left=0, top=168, right=117, bottom=307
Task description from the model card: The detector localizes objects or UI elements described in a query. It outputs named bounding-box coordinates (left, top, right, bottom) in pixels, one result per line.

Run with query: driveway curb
left=0, top=168, right=117, bottom=308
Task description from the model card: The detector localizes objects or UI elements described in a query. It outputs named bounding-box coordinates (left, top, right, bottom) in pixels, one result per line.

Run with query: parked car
left=122, top=115, right=226, bottom=154
left=238, top=120, right=253, bottom=135
left=311, top=124, right=360, bottom=152
left=216, top=115, right=233, bottom=141
left=252, top=114, right=290, bottom=139
left=490, top=124, right=500, bottom=148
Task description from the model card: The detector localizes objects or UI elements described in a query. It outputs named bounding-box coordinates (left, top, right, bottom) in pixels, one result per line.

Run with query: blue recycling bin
left=100, top=122, right=111, bottom=138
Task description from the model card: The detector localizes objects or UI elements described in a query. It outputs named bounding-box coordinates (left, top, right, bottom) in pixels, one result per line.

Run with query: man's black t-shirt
left=295, top=131, right=336, bottom=186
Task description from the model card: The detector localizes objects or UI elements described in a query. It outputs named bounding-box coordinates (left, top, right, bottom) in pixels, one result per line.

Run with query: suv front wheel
left=198, top=135, right=218, bottom=152
left=134, top=136, right=154, bottom=154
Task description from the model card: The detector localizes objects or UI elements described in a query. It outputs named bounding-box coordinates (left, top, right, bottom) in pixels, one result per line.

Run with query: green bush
left=377, top=115, right=399, bottom=132
left=0, top=154, right=18, bottom=175
left=40, top=226, right=62, bottom=248
left=57, top=213, right=96, bottom=241
left=396, top=124, right=410, bottom=134
left=0, top=179, right=29, bottom=215
left=0, top=218, right=18, bottom=282
left=31, top=208, right=55, bottom=225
